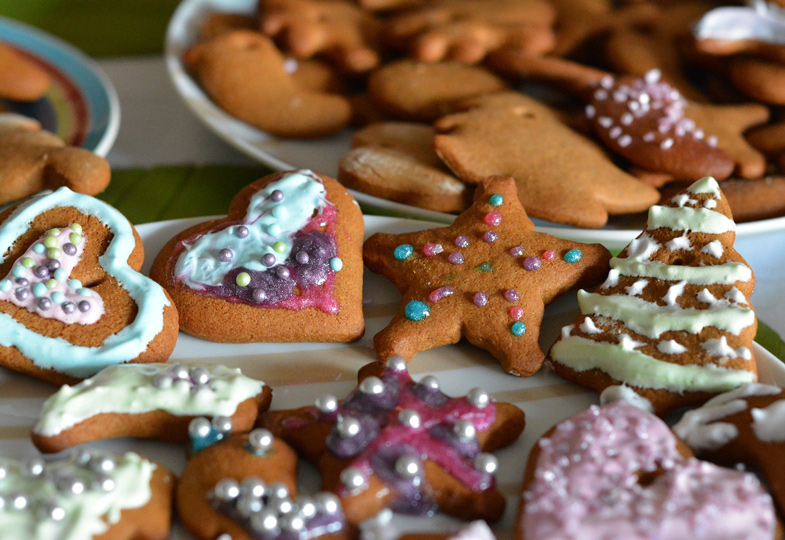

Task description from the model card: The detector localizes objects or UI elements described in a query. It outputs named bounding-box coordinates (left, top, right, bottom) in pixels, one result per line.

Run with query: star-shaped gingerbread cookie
left=363, top=175, right=611, bottom=376
left=260, top=356, right=526, bottom=526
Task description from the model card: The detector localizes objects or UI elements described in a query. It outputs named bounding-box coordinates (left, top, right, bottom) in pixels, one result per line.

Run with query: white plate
left=164, top=0, right=785, bottom=250
left=1, top=214, right=782, bottom=539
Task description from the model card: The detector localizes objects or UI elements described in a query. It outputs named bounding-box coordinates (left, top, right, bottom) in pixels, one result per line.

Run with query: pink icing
left=0, top=226, right=104, bottom=325
left=522, top=402, right=776, bottom=540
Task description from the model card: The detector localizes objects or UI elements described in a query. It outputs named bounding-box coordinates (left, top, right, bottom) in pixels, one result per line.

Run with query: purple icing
left=327, top=415, right=381, bottom=458
left=430, top=423, right=481, bottom=458
left=369, top=444, right=430, bottom=514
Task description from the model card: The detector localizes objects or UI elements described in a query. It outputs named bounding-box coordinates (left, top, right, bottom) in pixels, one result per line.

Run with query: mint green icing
left=175, top=170, right=329, bottom=289
left=578, top=290, right=755, bottom=339
left=609, top=258, right=752, bottom=284
left=688, top=176, right=722, bottom=196
left=0, top=188, right=171, bottom=378
left=0, top=452, right=155, bottom=540
left=647, top=206, right=735, bottom=234
left=551, top=335, right=756, bottom=392
left=35, top=363, right=266, bottom=436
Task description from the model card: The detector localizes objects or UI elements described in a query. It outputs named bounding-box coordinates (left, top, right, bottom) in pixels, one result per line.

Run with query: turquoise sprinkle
left=54, top=269, right=67, bottom=281
left=268, top=224, right=281, bottom=236
left=489, top=194, right=504, bottom=207
left=69, top=279, right=82, bottom=289
left=12, top=266, right=27, bottom=278
left=51, top=292, right=65, bottom=304
left=404, top=300, right=430, bottom=321
left=476, top=262, right=493, bottom=272
left=511, top=321, right=527, bottom=336
left=563, top=249, right=583, bottom=263
left=32, top=283, right=47, bottom=297
left=78, top=289, right=92, bottom=296
left=394, top=244, right=414, bottom=261
left=33, top=244, right=45, bottom=254
left=330, top=257, right=343, bottom=271
left=0, top=279, right=11, bottom=292
left=272, top=206, right=286, bottom=219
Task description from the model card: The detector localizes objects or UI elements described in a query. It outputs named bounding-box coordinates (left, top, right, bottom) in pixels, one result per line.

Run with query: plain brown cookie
left=259, top=0, right=382, bottom=74
left=363, top=175, right=611, bottom=376
left=0, top=114, right=111, bottom=205
left=150, top=170, right=364, bottom=343
left=433, top=92, right=660, bottom=228
left=729, top=57, right=785, bottom=106
left=0, top=198, right=179, bottom=386
left=184, top=30, right=351, bottom=138
left=0, top=42, right=50, bottom=101
left=197, top=13, right=256, bottom=41
left=339, top=122, right=471, bottom=212
left=367, top=60, right=508, bottom=122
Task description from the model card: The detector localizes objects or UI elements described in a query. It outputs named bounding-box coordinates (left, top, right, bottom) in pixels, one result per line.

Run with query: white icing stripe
left=599, top=385, right=654, bottom=413
left=688, top=176, right=722, bottom=196
left=751, top=401, right=785, bottom=442
left=701, top=337, right=752, bottom=360
left=551, top=335, right=756, bottom=393
left=609, top=258, right=752, bottom=285
left=578, top=291, right=755, bottom=339
left=647, top=206, right=735, bottom=234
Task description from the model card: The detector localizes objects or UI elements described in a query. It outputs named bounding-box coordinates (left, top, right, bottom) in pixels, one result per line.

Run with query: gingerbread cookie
left=674, top=383, right=785, bottom=516
left=178, top=428, right=348, bottom=540
left=151, top=170, right=364, bottom=343
left=367, top=60, right=508, bottom=123
left=363, top=175, right=610, bottom=375
left=32, top=363, right=272, bottom=453
left=261, top=356, right=525, bottom=525
left=259, top=0, right=382, bottom=74
left=0, top=450, right=174, bottom=540
left=516, top=401, right=779, bottom=540
left=0, top=113, right=111, bottom=205
left=184, top=30, right=352, bottom=138
left=0, top=42, right=50, bottom=101
left=549, top=177, right=758, bottom=416
left=433, top=92, right=660, bottom=228
left=197, top=13, right=257, bottom=41
left=339, top=122, right=471, bottom=213
left=384, top=0, right=556, bottom=64
left=0, top=188, right=178, bottom=385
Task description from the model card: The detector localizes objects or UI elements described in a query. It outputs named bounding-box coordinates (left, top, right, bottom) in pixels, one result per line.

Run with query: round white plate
left=164, top=0, right=785, bottom=250
left=0, top=214, right=782, bottom=538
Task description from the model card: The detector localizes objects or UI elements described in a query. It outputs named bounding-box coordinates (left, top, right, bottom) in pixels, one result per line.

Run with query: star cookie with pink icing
left=363, top=175, right=610, bottom=376
left=259, top=356, right=526, bottom=526
left=549, top=177, right=758, bottom=415
left=675, top=383, right=785, bottom=517
left=516, top=401, right=780, bottom=540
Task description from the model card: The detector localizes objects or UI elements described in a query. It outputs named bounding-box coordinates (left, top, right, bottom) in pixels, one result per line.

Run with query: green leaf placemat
left=756, top=321, right=785, bottom=363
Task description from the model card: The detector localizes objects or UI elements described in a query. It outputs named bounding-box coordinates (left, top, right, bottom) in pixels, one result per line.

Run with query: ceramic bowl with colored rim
left=0, top=16, right=120, bottom=157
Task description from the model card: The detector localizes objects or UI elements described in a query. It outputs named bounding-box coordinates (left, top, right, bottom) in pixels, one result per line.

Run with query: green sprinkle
left=70, top=223, right=82, bottom=233
left=45, top=279, right=58, bottom=289
left=47, top=248, right=62, bottom=260
left=273, top=241, right=286, bottom=253
left=69, top=232, right=83, bottom=245
left=47, top=228, right=60, bottom=236
left=21, top=257, right=34, bottom=268
left=476, top=262, right=493, bottom=272
left=236, top=272, right=251, bottom=287
left=43, top=237, right=58, bottom=249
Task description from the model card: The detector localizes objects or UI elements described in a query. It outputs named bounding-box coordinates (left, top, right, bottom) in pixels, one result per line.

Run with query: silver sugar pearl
left=236, top=225, right=250, bottom=238
left=93, top=473, right=116, bottom=492
left=394, top=456, right=421, bottom=479
left=241, top=477, right=266, bottom=499
left=359, top=376, right=384, bottom=395
left=398, top=409, right=422, bottom=429
left=267, top=482, right=290, bottom=500
left=89, top=455, right=116, bottom=473
left=11, top=494, right=27, bottom=510
left=57, top=477, right=85, bottom=495
left=189, top=366, right=211, bottom=386
left=314, top=492, right=340, bottom=515
left=280, top=515, right=306, bottom=533
left=212, top=415, right=233, bottom=435
left=152, top=372, right=173, bottom=389
left=189, top=417, right=212, bottom=439
left=168, top=364, right=190, bottom=380
left=250, top=508, right=280, bottom=534
left=474, top=453, right=499, bottom=476
left=315, top=394, right=338, bottom=414
left=340, top=467, right=367, bottom=492
left=272, top=497, right=295, bottom=515
left=0, top=464, right=7, bottom=480
left=218, top=248, right=234, bottom=262
left=213, top=478, right=241, bottom=502
left=336, top=416, right=362, bottom=438
left=386, top=356, right=407, bottom=372
left=467, top=388, right=490, bottom=408
left=419, top=375, right=440, bottom=391
left=70, top=448, right=92, bottom=465
left=236, top=494, right=263, bottom=517
left=24, top=458, right=45, bottom=477
left=37, top=499, right=66, bottom=521
left=453, top=420, right=477, bottom=441
left=298, top=497, right=317, bottom=519
left=248, top=428, right=274, bottom=454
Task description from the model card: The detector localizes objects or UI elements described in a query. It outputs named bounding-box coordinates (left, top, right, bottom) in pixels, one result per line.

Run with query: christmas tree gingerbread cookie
left=549, top=176, right=757, bottom=415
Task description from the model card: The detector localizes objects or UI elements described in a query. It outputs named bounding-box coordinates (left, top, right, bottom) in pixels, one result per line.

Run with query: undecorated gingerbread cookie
left=0, top=42, right=50, bottom=101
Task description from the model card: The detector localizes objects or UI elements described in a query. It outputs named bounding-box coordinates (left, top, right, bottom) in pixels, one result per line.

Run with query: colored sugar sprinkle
left=484, top=212, right=502, bottom=227
left=476, top=262, right=493, bottom=272
left=483, top=231, right=498, bottom=243
left=509, top=246, right=524, bottom=257
left=473, top=292, right=488, bottom=307
left=448, top=252, right=464, bottom=265
left=488, top=194, right=504, bottom=207
left=394, top=244, right=415, bottom=261
left=564, top=249, right=583, bottom=263
left=510, top=321, right=526, bottom=336
left=543, top=250, right=555, bottom=260
left=454, top=235, right=469, bottom=248
left=422, top=243, right=444, bottom=257
left=510, top=306, right=524, bottom=320
left=330, top=257, right=343, bottom=271
left=504, top=289, right=519, bottom=302
left=235, top=272, right=251, bottom=287
left=523, top=257, right=542, bottom=271
left=405, top=300, right=430, bottom=321
left=428, top=286, right=455, bottom=303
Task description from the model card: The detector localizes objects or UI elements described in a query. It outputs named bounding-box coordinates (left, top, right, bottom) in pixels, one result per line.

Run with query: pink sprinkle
left=660, top=138, right=674, bottom=150
left=600, top=76, right=614, bottom=89
left=598, top=117, right=612, bottom=128
left=429, top=286, right=455, bottom=303
left=643, top=132, right=655, bottom=142
left=585, top=105, right=595, bottom=119
left=708, top=136, right=718, bottom=147
left=510, top=306, right=524, bottom=320
left=448, top=252, right=464, bottom=265
left=454, top=235, right=469, bottom=248
left=594, top=89, right=608, bottom=101
left=484, top=211, right=502, bottom=227
left=694, top=129, right=704, bottom=140
left=473, top=292, right=488, bottom=307
left=509, top=246, right=524, bottom=257
left=422, top=243, right=443, bottom=257
left=504, top=289, right=519, bottom=302
left=543, top=250, right=555, bottom=260
left=620, top=113, right=633, bottom=126
left=618, top=134, right=632, bottom=147
left=609, top=126, right=622, bottom=139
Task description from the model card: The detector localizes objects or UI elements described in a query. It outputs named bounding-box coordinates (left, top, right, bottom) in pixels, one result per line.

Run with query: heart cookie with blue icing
left=0, top=187, right=179, bottom=385
left=150, top=170, right=364, bottom=343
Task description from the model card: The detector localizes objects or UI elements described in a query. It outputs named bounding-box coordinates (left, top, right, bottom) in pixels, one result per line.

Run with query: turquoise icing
left=0, top=188, right=171, bottom=378
left=174, top=170, right=330, bottom=289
